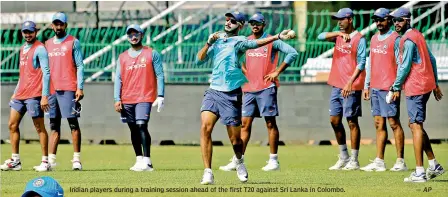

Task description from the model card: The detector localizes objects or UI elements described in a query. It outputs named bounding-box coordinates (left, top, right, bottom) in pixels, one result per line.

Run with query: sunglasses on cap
left=392, top=17, right=408, bottom=23
left=373, top=18, right=386, bottom=23
left=226, top=18, right=238, bottom=25
left=127, top=33, right=141, bottom=39
left=249, top=21, right=264, bottom=26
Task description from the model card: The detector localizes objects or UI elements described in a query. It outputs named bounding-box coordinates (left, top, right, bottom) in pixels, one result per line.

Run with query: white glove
left=386, top=91, right=393, bottom=104
left=152, top=97, right=165, bottom=112
left=207, top=32, right=220, bottom=45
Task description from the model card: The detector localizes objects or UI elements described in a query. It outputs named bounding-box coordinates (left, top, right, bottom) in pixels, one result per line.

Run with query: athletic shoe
left=72, top=160, right=82, bottom=171
left=0, top=158, right=22, bottom=171
left=219, top=156, right=238, bottom=171
left=329, top=155, right=350, bottom=170
left=33, top=161, right=51, bottom=172
left=404, top=171, right=427, bottom=183
left=262, top=160, right=280, bottom=171
left=426, top=164, right=445, bottom=180
left=200, top=169, right=214, bottom=185
left=342, top=157, right=360, bottom=171
left=390, top=160, right=408, bottom=172
left=236, top=160, right=248, bottom=182
left=360, top=159, right=386, bottom=172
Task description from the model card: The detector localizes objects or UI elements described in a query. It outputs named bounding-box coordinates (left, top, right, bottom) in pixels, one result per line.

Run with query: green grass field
left=1, top=144, right=447, bottom=197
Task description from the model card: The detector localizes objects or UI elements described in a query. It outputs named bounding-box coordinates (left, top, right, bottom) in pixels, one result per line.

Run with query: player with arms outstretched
left=196, top=11, right=295, bottom=184
left=219, top=12, right=298, bottom=172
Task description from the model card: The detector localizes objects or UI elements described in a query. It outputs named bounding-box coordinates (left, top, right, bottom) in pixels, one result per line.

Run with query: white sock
left=428, top=159, right=438, bottom=167
left=49, top=154, right=56, bottom=163
left=375, top=157, right=384, bottom=163
left=42, top=156, right=48, bottom=162
left=351, top=150, right=359, bottom=161
left=269, top=154, right=278, bottom=161
left=136, top=156, right=143, bottom=162
left=396, top=158, right=404, bottom=163
left=416, top=166, right=425, bottom=174
left=143, top=157, right=151, bottom=165
left=73, top=152, right=81, bottom=161
left=339, top=145, right=349, bottom=159
left=205, top=168, right=212, bottom=173
left=12, top=154, right=20, bottom=161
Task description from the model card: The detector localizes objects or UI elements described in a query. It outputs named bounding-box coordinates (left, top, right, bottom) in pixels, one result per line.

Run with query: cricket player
left=317, top=8, right=366, bottom=170
left=114, top=24, right=165, bottom=172
left=219, top=12, right=298, bottom=172
left=45, top=12, right=85, bottom=170
left=360, top=8, right=407, bottom=172
left=1, top=21, right=51, bottom=172
left=196, top=11, right=294, bottom=184
left=388, top=7, right=444, bottom=182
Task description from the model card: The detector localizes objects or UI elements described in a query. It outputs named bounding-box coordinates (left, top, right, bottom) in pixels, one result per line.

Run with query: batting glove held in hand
left=152, top=97, right=165, bottom=112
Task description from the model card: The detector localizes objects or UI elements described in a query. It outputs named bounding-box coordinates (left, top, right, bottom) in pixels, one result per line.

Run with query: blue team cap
left=372, top=8, right=391, bottom=19
left=22, top=176, right=64, bottom=197
left=249, top=12, right=265, bottom=23
left=22, top=21, right=37, bottom=32
left=332, top=8, right=354, bottom=19
left=390, top=7, right=411, bottom=18
left=52, top=12, right=67, bottom=23
left=126, top=24, right=143, bottom=34
left=225, top=11, right=246, bottom=24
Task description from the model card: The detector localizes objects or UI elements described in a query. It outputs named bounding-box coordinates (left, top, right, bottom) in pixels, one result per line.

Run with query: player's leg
left=1, top=99, right=25, bottom=171
left=259, top=87, right=280, bottom=171
left=221, top=88, right=247, bottom=182
left=342, top=90, right=362, bottom=171
left=135, top=102, right=153, bottom=171
left=200, top=89, right=219, bottom=184
left=121, top=103, right=144, bottom=171
left=328, top=87, right=349, bottom=170
left=57, top=91, right=82, bottom=170
left=404, top=93, right=431, bottom=182
left=200, top=111, right=218, bottom=184
left=220, top=92, right=257, bottom=171
left=48, top=93, right=62, bottom=167
left=26, top=98, right=51, bottom=172
left=388, top=117, right=407, bottom=171
left=361, top=90, right=386, bottom=171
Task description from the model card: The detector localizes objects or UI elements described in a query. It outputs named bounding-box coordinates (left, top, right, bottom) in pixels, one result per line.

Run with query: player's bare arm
left=342, top=68, right=363, bottom=98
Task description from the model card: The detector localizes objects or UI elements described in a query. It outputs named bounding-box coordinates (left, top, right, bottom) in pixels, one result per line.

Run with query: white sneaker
left=200, top=169, right=214, bottom=185
left=49, top=162, right=57, bottom=169
left=404, top=171, right=427, bottom=183
left=360, top=159, right=386, bottom=172
left=342, top=157, right=360, bottom=171
left=236, top=160, right=248, bottom=182
left=390, top=160, right=408, bottom=172
left=262, top=160, right=280, bottom=171
left=33, top=161, right=51, bottom=172
left=72, top=160, right=82, bottom=171
left=219, top=156, right=238, bottom=171
left=0, top=159, right=22, bottom=171
left=131, top=162, right=154, bottom=172
left=130, top=161, right=140, bottom=171
left=426, top=164, right=445, bottom=180
left=329, top=155, right=349, bottom=170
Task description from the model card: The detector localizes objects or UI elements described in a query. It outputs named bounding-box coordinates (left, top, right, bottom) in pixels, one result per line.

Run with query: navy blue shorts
left=201, top=88, right=242, bottom=126
left=49, top=91, right=80, bottom=119
left=242, top=86, right=279, bottom=117
left=9, top=97, right=43, bottom=118
left=120, top=102, right=152, bottom=123
left=370, top=89, right=400, bottom=117
left=406, top=92, right=431, bottom=124
left=329, top=87, right=362, bottom=117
